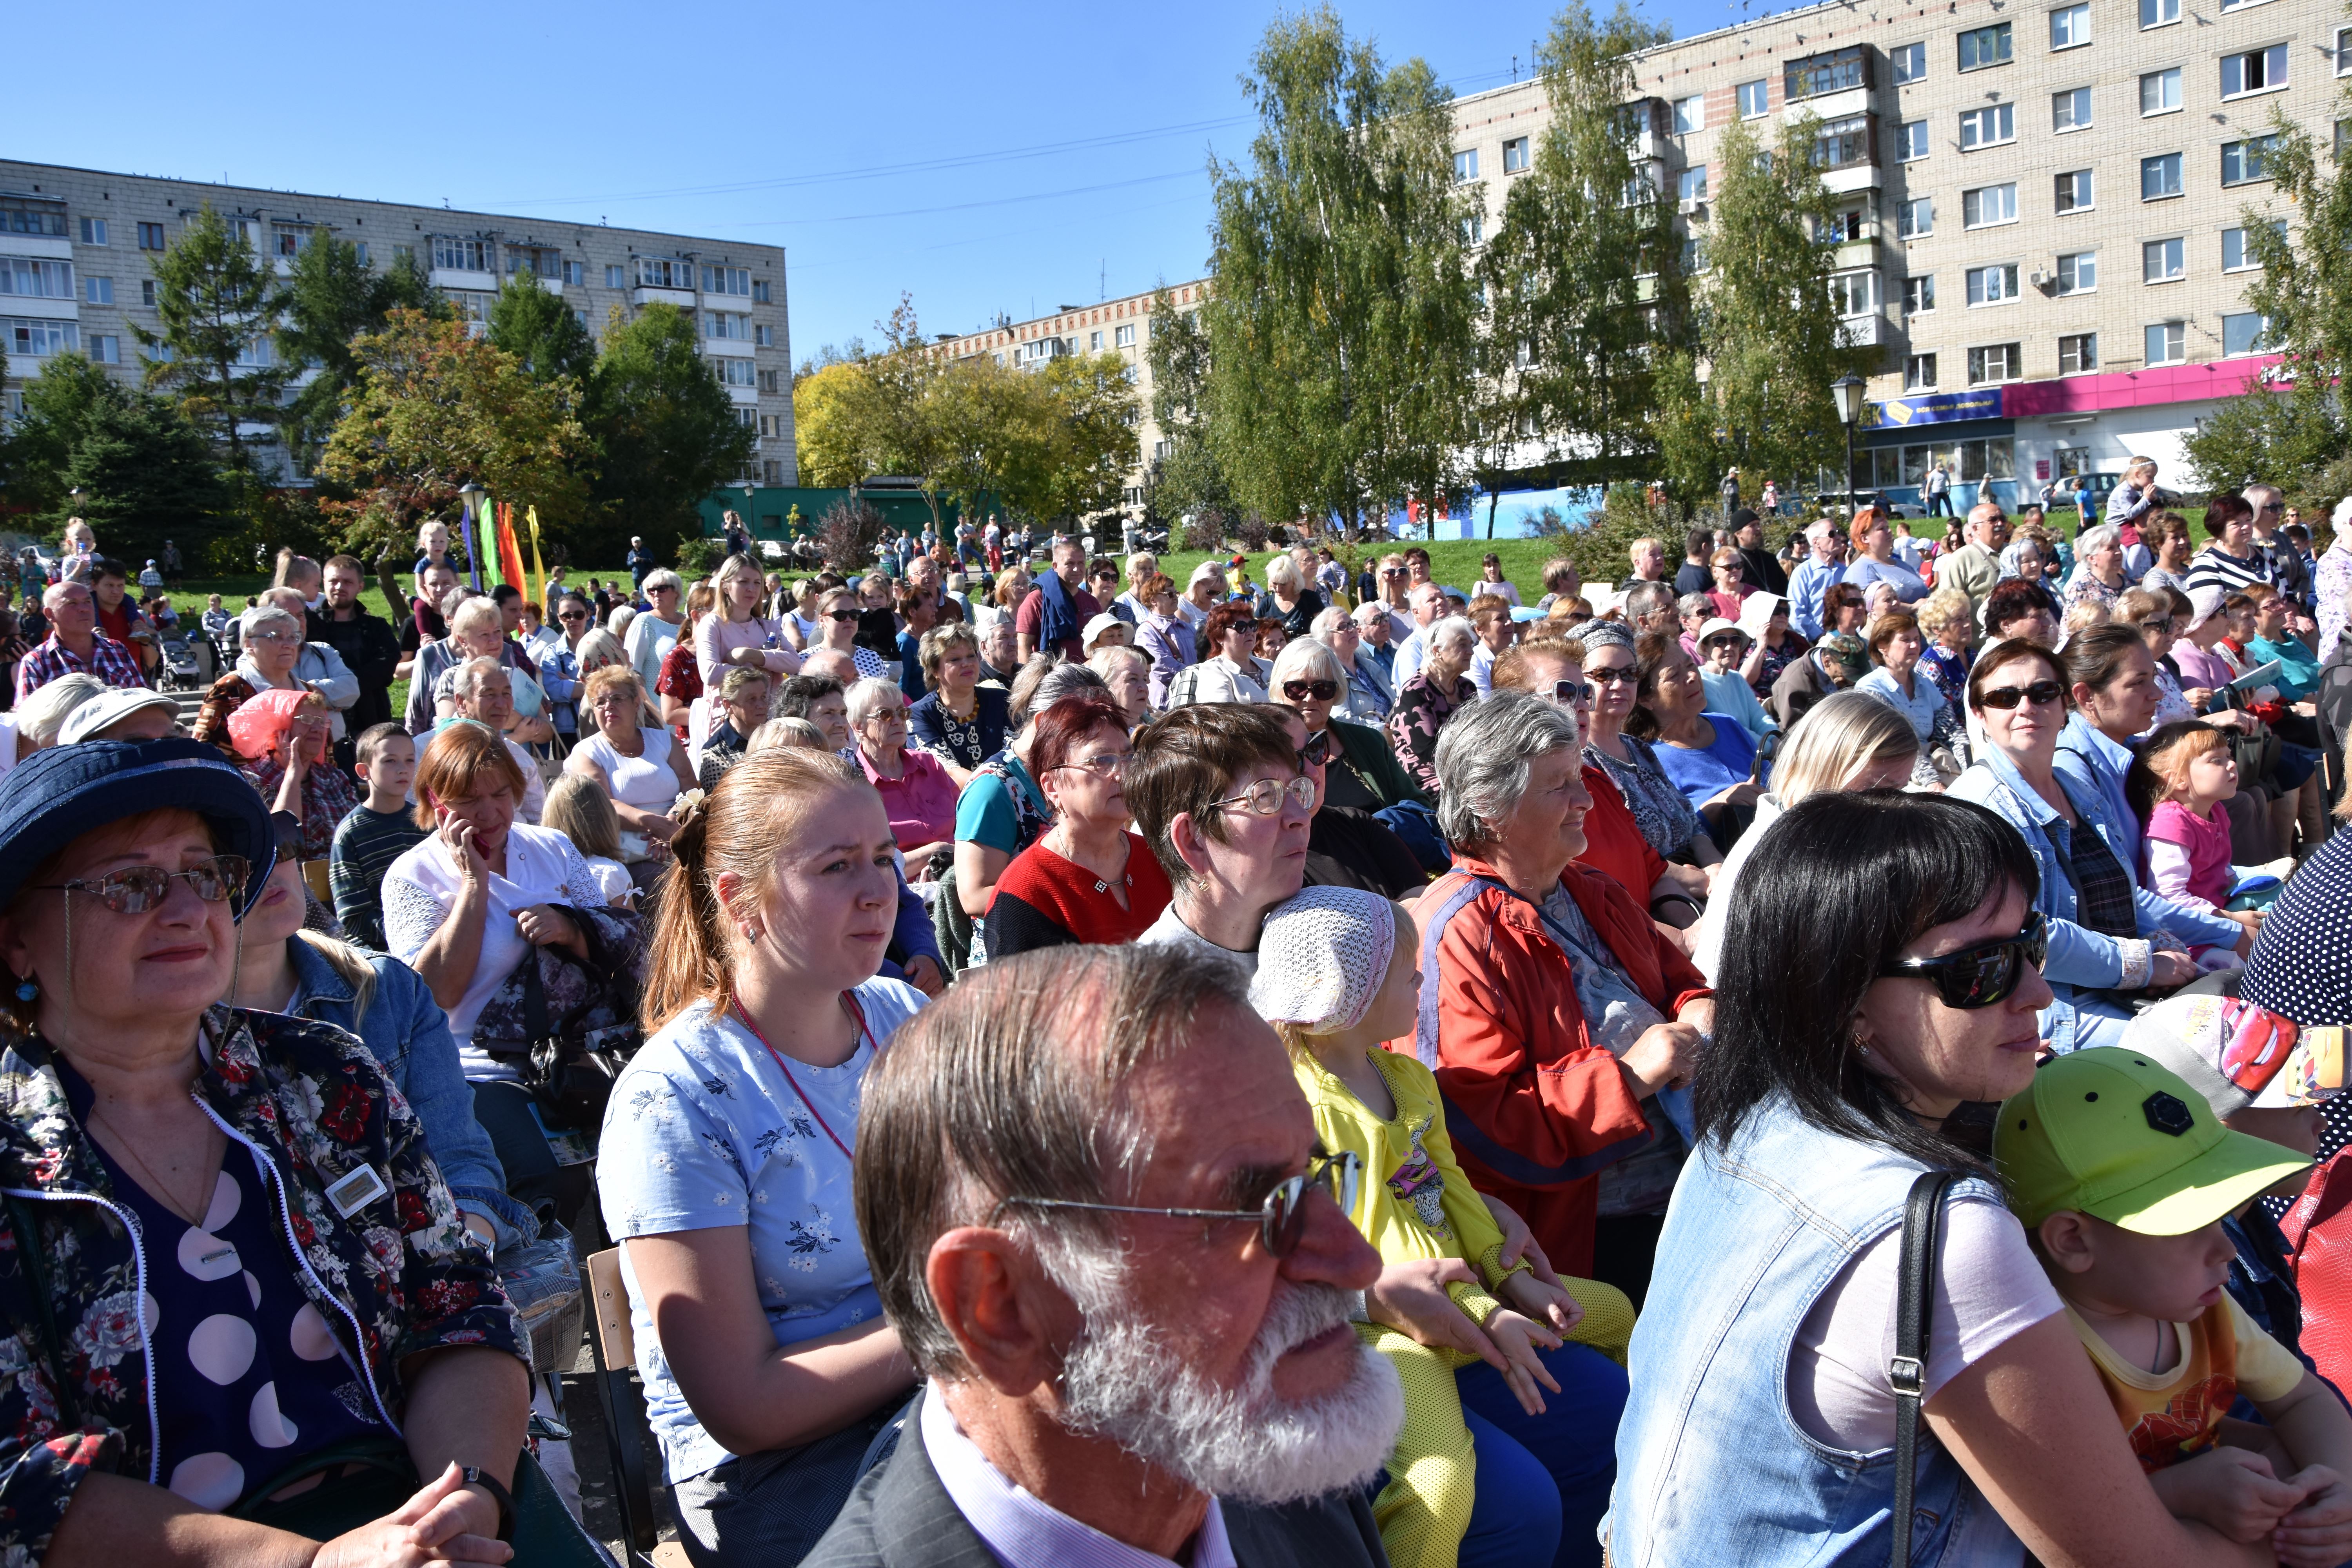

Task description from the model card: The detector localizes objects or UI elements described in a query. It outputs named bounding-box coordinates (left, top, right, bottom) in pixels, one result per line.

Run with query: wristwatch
left=460, top=1466, right=516, bottom=1543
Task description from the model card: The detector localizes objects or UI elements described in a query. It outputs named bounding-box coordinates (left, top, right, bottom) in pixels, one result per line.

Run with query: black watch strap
left=461, top=1465, right=517, bottom=1543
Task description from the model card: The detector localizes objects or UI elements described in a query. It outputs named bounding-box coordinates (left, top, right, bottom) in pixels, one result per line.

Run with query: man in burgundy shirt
left=1014, top=539, right=1100, bottom=664
left=89, top=559, right=158, bottom=678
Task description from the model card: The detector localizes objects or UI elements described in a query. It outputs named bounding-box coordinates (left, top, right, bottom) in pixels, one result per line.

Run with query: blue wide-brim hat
left=0, top=738, right=276, bottom=918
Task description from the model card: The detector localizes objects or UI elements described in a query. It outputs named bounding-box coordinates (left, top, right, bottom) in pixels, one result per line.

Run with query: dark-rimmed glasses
left=33, top=855, right=249, bottom=915
left=1878, top=915, right=2048, bottom=1009
left=1210, top=776, right=1317, bottom=817
left=1298, top=728, right=1334, bottom=767
left=1976, top=680, right=2064, bottom=711
left=1282, top=679, right=1339, bottom=702
left=996, top=1150, right=1361, bottom=1258
left=1588, top=665, right=1638, bottom=686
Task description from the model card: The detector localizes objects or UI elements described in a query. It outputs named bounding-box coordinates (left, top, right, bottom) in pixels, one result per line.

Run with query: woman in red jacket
left=1414, top=690, right=1715, bottom=1291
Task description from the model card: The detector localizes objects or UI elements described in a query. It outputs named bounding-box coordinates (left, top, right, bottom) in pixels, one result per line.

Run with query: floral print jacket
left=0, top=1008, right=524, bottom=1558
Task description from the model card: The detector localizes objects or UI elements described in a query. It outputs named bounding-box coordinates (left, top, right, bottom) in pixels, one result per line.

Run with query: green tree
left=1203, top=6, right=1482, bottom=535
left=586, top=303, right=756, bottom=561
left=488, top=274, right=598, bottom=385
left=1655, top=114, right=1861, bottom=506
left=0, top=352, right=121, bottom=521
left=856, top=296, right=958, bottom=535
left=0, top=353, right=229, bottom=559
left=131, top=204, right=290, bottom=471
left=1479, top=4, right=1688, bottom=490
left=1142, top=285, right=1233, bottom=526
left=793, top=359, right=871, bottom=488
left=275, top=235, right=440, bottom=472
left=1032, top=351, right=1141, bottom=523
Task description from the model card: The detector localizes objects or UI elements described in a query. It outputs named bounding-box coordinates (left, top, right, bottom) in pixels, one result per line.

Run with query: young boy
left=1997, top=1045, right=2352, bottom=1561
left=329, top=724, right=426, bottom=953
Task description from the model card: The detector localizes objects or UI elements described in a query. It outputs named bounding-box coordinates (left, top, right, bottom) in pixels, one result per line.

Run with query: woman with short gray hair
left=1388, top=616, right=1477, bottom=797
left=1415, top=690, right=1714, bottom=1288
left=2063, top=522, right=2130, bottom=612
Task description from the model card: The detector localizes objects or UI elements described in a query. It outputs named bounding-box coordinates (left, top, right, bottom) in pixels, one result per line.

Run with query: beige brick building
left=0, top=160, right=797, bottom=485
left=1446, top=0, right=2343, bottom=508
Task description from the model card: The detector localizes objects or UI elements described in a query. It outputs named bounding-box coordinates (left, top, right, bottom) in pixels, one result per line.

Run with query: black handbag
left=1890, top=1171, right=1961, bottom=1568
left=516, top=945, right=638, bottom=1131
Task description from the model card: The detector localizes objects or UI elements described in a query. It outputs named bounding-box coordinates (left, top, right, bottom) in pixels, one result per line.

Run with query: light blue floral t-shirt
left=597, top=980, right=927, bottom=1482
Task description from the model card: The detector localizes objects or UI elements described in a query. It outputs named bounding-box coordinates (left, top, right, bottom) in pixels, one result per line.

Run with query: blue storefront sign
left=1865, top=389, right=2005, bottom=428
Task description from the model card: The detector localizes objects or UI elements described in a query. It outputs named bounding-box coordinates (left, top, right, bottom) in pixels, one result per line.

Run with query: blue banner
left=1865, top=389, right=2004, bottom=429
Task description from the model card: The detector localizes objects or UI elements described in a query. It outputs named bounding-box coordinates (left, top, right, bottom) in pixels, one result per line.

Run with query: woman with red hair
left=981, top=694, right=1172, bottom=956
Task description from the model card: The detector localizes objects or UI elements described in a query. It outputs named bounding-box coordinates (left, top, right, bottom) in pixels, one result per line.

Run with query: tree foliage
left=488, top=275, right=599, bottom=387
left=1655, top=114, right=1863, bottom=505
left=275, top=236, right=437, bottom=472
left=1202, top=6, right=1481, bottom=534
left=793, top=360, right=870, bottom=489
left=584, top=303, right=756, bottom=561
left=1143, top=285, right=1233, bottom=526
left=0, top=353, right=229, bottom=561
left=1478, top=4, right=1687, bottom=483
left=132, top=205, right=290, bottom=472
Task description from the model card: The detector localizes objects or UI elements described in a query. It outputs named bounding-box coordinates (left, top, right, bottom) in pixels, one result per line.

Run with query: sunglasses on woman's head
left=1976, top=680, right=2064, bottom=711
left=1878, top=915, right=2048, bottom=1009
left=33, top=855, right=249, bottom=915
left=1282, top=679, right=1339, bottom=702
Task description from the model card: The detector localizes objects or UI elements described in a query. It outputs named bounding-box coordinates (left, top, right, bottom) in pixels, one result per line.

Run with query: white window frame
left=2141, top=152, right=2184, bottom=200
left=0, top=256, right=74, bottom=299
left=2144, top=320, right=2186, bottom=365
left=1962, top=183, right=2020, bottom=229
left=2141, top=67, right=2183, bottom=115
left=2055, top=169, right=2096, bottom=212
left=1966, top=262, right=2022, bottom=305
left=2059, top=333, right=2099, bottom=373
left=77, top=218, right=106, bottom=246
left=2142, top=237, right=2186, bottom=283
left=2053, top=86, right=2093, bottom=132
left=1906, top=352, right=1939, bottom=390
left=605, top=264, right=626, bottom=288
left=1503, top=136, right=1532, bottom=172
left=2221, top=44, right=2289, bottom=100
left=2055, top=251, right=2098, bottom=294
left=1904, top=274, right=1938, bottom=313
left=1968, top=342, right=2023, bottom=384
left=82, top=276, right=112, bottom=305
left=2221, top=311, right=2273, bottom=355
left=2141, top=0, right=2181, bottom=24
left=2222, top=135, right=2279, bottom=186
left=1959, top=103, right=2017, bottom=149
left=1829, top=269, right=1879, bottom=318
left=1671, top=96, right=1705, bottom=133
left=2222, top=222, right=2280, bottom=271
left=1115, top=323, right=1137, bottom=347
left=1892, top=42, right=1927, bottom=83
left=1453, top=149, right=1479, bottom=183
left=1737, top=79, right=1770, bottom=118
left=1897, top=120, right=1931, bottom=162
left=1678, top=167, right=1709, bottom=202
left=89, top=334, right=119, bottom=365
left=2050, top=3, right=2092, bottom=50
left=1898, top=196, right=1934, bottom=238
left=2339, top=25, right=2352, bottom=75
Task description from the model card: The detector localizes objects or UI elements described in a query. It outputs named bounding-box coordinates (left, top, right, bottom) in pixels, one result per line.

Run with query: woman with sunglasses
left=981, top=693, right=1171, bottom=958
left=1576, top=622, right=1724, bottom=875
left=1183, top=600, right=1270, bottom=706
left=1617, top=792, right=2250, bottom=1568
left=1270, top=638, right=1428, bottom=813
left=1703, top=547, right=1754, bottom=622
left=1308, top=606, right=1393, bottom=724
left=1948, top=639, right=2201, bottom=1051
left=1131, top=571, right=1197, bottom=710
left=0, top=739, right=547, bottom=1565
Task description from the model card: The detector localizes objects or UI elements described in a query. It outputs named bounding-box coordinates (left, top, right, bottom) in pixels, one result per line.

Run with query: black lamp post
left=1830, top=373, right=1866, bottom=511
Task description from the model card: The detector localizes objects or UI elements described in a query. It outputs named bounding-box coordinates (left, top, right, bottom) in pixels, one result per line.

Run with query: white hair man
left=1387, top=581, right=1450, bottom=690
left=1937, top=502, right=2007, bottom=616
left=446, top=656, right=546, bottom=824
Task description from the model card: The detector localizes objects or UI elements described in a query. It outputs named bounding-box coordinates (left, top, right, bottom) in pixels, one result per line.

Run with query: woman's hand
left=1479, top=1193, right=1564, bottom=1292
left=900, top=954, right=947, bottom=997
left=1496, top=1269, right=1584, bottom=1338
left=1704, top=780, right=1764, bottom=811
left=2146, top=1446, right=2310, bottom=1545
left=1483, top=1307, right=1565, bottom=1417
left=2148, top=949, right=2201, bottom=990
left=514, top=904, right=586, bottom=960
left=1621, top=1020, right=1702, bottom=1096
left=312, top=1462, right=512, bottom=1568
left=437, top=813, right=490, bottom=889
left=2276, top=1466, right=2352, bottom=1566
left=1364, top=1258, right=1505, bottom=1370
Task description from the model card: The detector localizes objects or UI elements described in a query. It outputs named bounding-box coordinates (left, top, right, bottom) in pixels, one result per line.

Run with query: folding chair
left=585, top=1247, right=663, bottom=1564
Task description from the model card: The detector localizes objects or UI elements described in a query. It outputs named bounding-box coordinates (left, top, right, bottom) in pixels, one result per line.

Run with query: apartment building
left=0, top=160, right=797, bottom=485
left=935, top=280, right=1210, bottom=521
left=1448, top=0, right=2342, bottom=505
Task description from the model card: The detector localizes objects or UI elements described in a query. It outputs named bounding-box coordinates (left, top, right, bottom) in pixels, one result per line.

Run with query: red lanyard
left=731, top=992, right=873, bottom=1163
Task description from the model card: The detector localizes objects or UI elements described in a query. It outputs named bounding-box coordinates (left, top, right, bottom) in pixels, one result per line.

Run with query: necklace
left=89, top=1104, right=221, bottom=1227
left=1053, top=824, right=1132, bottom=893
left=731, top=992, right=871, bottom=1162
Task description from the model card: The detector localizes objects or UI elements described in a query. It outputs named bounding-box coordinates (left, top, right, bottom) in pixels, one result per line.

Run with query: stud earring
left=13, top=978, right=35, bottom=1002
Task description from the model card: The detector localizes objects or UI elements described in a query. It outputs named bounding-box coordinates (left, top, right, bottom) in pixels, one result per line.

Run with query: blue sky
left=14, top=0, right=1744, bottom=362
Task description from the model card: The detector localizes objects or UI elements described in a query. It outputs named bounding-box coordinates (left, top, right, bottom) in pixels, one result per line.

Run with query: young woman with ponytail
left=595, top=748, right=927, bottom=1568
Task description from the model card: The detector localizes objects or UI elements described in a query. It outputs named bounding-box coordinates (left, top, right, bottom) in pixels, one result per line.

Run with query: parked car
left=1817, top=488, right=1924, bottom=520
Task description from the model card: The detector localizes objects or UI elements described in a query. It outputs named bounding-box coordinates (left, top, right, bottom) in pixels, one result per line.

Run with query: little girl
left=541, top=773, right=635, bottom=906
left=2134, top=721, right=2272, bottom=956
left=1252, top=886, right=1632, bottom=1568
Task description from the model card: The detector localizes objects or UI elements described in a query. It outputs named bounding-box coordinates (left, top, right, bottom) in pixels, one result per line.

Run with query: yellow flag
left=526, top=507, right=545, bottom=608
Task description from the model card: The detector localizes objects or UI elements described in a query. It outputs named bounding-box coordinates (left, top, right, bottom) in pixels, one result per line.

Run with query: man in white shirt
left=1127, top=706, right=1314, bottom=977
left=808, top=944, right=1398, bottom=1568
left=1388, top=582, right=1448, bottom=692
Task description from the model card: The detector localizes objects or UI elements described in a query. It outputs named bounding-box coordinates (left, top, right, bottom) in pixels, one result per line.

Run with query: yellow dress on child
left=1295, top=1045, right=1635, bottom=1568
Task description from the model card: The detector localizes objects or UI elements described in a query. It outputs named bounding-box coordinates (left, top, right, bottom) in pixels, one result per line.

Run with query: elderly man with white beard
left=812, top=944, right=1403, bottom=1568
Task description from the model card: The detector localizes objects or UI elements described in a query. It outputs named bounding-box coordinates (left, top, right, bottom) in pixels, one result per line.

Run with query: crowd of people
left=0, top=486, right=2347, bottom=1568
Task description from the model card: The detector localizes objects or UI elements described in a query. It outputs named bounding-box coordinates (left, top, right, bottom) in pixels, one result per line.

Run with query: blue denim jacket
left=2053, top=714, right=2243, bottom=949
left=1610, top=1096, right=2018, bottom=1565
left=1948, top=750, right=2159, bottom=1052
left=283, top=938, right=536, bottom=1246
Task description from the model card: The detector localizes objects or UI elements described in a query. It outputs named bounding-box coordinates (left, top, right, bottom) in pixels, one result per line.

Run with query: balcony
left=1837, top=314, right=1885, bottom=348
left=633, top=285, right=695, bottom=309
left=1784, top=45, right=1871, bottom=104
left=430, top=267, right=498, bottom=292
left=1831, top=236, right=1882, bottom=269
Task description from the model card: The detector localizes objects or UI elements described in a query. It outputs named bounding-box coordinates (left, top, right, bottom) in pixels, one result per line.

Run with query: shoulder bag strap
left=1891, top=1170, right=1960, bottom=1568
left=520, top=942, right=551, bottom=1043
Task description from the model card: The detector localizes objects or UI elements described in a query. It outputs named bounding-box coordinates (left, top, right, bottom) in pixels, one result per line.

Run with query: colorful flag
left=496, top=503, right=527, bottom=596
left=526, top=507, right=546, bottom=609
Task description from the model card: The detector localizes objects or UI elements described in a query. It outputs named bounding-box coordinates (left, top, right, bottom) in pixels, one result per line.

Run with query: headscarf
left=225, top=686, right=330, bottom=765
left=1249, top=887, right=1398, bottom=1036
left=1568, top=619, right=1634, bottom=655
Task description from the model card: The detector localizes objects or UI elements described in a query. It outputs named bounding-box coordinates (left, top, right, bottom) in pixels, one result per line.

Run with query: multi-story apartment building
left=1449, top=0, right=2341, bottom=506
left=0, top=160, right=797, bottom=485
left=934, top=280, right=1210, bottom=523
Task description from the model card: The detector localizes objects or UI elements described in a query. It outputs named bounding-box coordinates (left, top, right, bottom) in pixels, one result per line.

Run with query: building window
left=354, top=242, right=370, bottom=267
left=1786, top=46, right=1868, bottom=100
left=1969, top=343, right=2021, bottom=383
left=392, top=244, right=413, bottom=264
left=2222, top=222, right=2281, bottom=270
left=89, top=334, right=118, bottom=364
left=1891, top=42, right=1927, bottom=83
left=0, top=257, right=74, bottom=299
left=273, top=225, right=310, bottom=257
left=753, top=279, right=772, bottom=303
left=2223, top=44, right=2288, bottom=98
left=2053, top=87, right=2092, bottom=131
left=1967, top=262, right=2022, bottom=304
left=1905, top=274, right=1938, bottom=313
left=1896, top=120, right=1931, bottom=161
left=2143, top=237, right=2186, bottom=281
left=1737, top=78, right=1770, bottom=117
left=77, top=218, right=106, bottom=246
left=2055, top=252, right=2098, bottom=294
left=2222, top=136, right=2279, bottom=185
left=432, top=236, right=491, bottom=272
left=2341, top=25, right=2352, bottom=74
left=1, top=200, right=65, bottom=238
left=1678, top=167, right=1708, bottom=202
left=637, top=257, right=693, bottom=290
left=1115, top=323, right=1137, bottom=347
left=83, top=276, right=112, bottom=305
left=4, top=319, right=78, bottom=357
left=1906, top=353, right=1939, bottom=389
left=757, top=370, right=780, bottom=395
left=1672, top=96, right=1704, bottom=133
left=714, top=357, right=756, bottom=387
left=1959, top=22, right=2013, bottom=70
left=2145, top=321, right=2185, bottom=364
left=562, top=260, right=584, bottom=285
left=1453, top=149, right=1479, bottom=182
left=2141, top=153, right=2184, bottom=200
left=705, top=312, right=751, bottom=341
left=2141, top=0, right=2180, bottom=22
left=1960, top=103, right=2016, bottom=149
left=1811, top=116, right=1871, bottom=169
left=605, top=264, right=625, bottom=288
left=1829, top=270, right=1878, bottom=316
left=1503, top=136, right=1532, bottom=173
left=2059, top=334, right=2098, bottom=372
left=2223, top=312, right=2273, bottom=356
left=2055, top=169, right=2096, bottom=212
left=1463, top=210, right=1486, bottom=244
left=2141, top=68, right=2182, bottom=114
left=732, top=408, right=756, bottom=430
left=140, top=279, right=156, bottom=307
left=703, top=265, right=752, bottom=296
left=1817, top=207, right=1866, bottom=243
left=572, top=309, right=589, bottom=330
left=1962, top=184, right=2019, bottom=227
left=1897, top=196, right=1934, bottom=238
left=1088, top=330, right=1103, bottom=351
left=2051, top=2, right=2091, bottom=47
left=753, top=324, right=774, bottom=347
left=137, top=221, right=165, bottom=251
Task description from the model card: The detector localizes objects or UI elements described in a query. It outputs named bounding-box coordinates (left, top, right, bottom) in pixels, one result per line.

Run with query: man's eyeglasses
left=33, top=855, right=248, bottom=915
left=1210, top=776, right=1317, bottom=817
left=1879, top=915, right=2048, bottom=1010
left=1976, top=680, right=2065, bottom=711
left=996, top=1150, right=1361, bottom=1259
left=1282, top=679, right=1339, bottom=702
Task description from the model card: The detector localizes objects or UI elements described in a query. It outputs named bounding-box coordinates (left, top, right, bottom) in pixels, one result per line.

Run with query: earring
left=742, top=926, right=762, bottom=944
left=13, top=978, right=35, bottom=1002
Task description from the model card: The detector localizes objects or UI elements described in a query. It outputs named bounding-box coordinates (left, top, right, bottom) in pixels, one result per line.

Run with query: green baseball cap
left=1994, top=1047, right=2311, bottom=1235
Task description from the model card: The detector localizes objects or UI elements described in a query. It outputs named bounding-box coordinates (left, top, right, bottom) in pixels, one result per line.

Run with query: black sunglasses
left=1283, top=679, right=1340, bottom=702
left=1976, top=680, right=2065, bottom=711
left=826, top=609, right=862, bottom=622
left=1879, top=915, right=2049, bottom=1009
left=1298, top=728, right=1334, bottom=767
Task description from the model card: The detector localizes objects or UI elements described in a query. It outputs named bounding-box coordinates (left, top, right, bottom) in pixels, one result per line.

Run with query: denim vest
left=1608, top=1096, right=2014, bottom=1567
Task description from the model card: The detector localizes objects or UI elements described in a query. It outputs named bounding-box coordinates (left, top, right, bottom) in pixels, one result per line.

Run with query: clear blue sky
left=13, top=0, right=1744, bottom=363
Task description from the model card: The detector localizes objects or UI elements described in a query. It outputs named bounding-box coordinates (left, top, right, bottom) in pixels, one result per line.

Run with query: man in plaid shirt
left=14, top=579, right=145, bottom=704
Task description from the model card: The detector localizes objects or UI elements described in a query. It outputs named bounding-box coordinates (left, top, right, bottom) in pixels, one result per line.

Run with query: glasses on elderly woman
left=997, top=1149, right=1361, bottom=1258
left=1211, top=776, right=1318, bottom=818
left=32, top=855, right=249, bottom=915
left=1976, top=680, right=2064, bottom=711
left=246, top=630, right=301, bottom=645
left=1282, top=679, right=1339, bottom=702
left=1878, top=915, right=2048, bottom=1010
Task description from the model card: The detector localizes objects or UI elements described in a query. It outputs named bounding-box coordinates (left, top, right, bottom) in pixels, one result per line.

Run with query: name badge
left=324, top=1164, right=390, bottom=1220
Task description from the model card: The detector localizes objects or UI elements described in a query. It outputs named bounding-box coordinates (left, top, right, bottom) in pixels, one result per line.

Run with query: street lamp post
left=1829, top=374, right=1866, bottom=514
